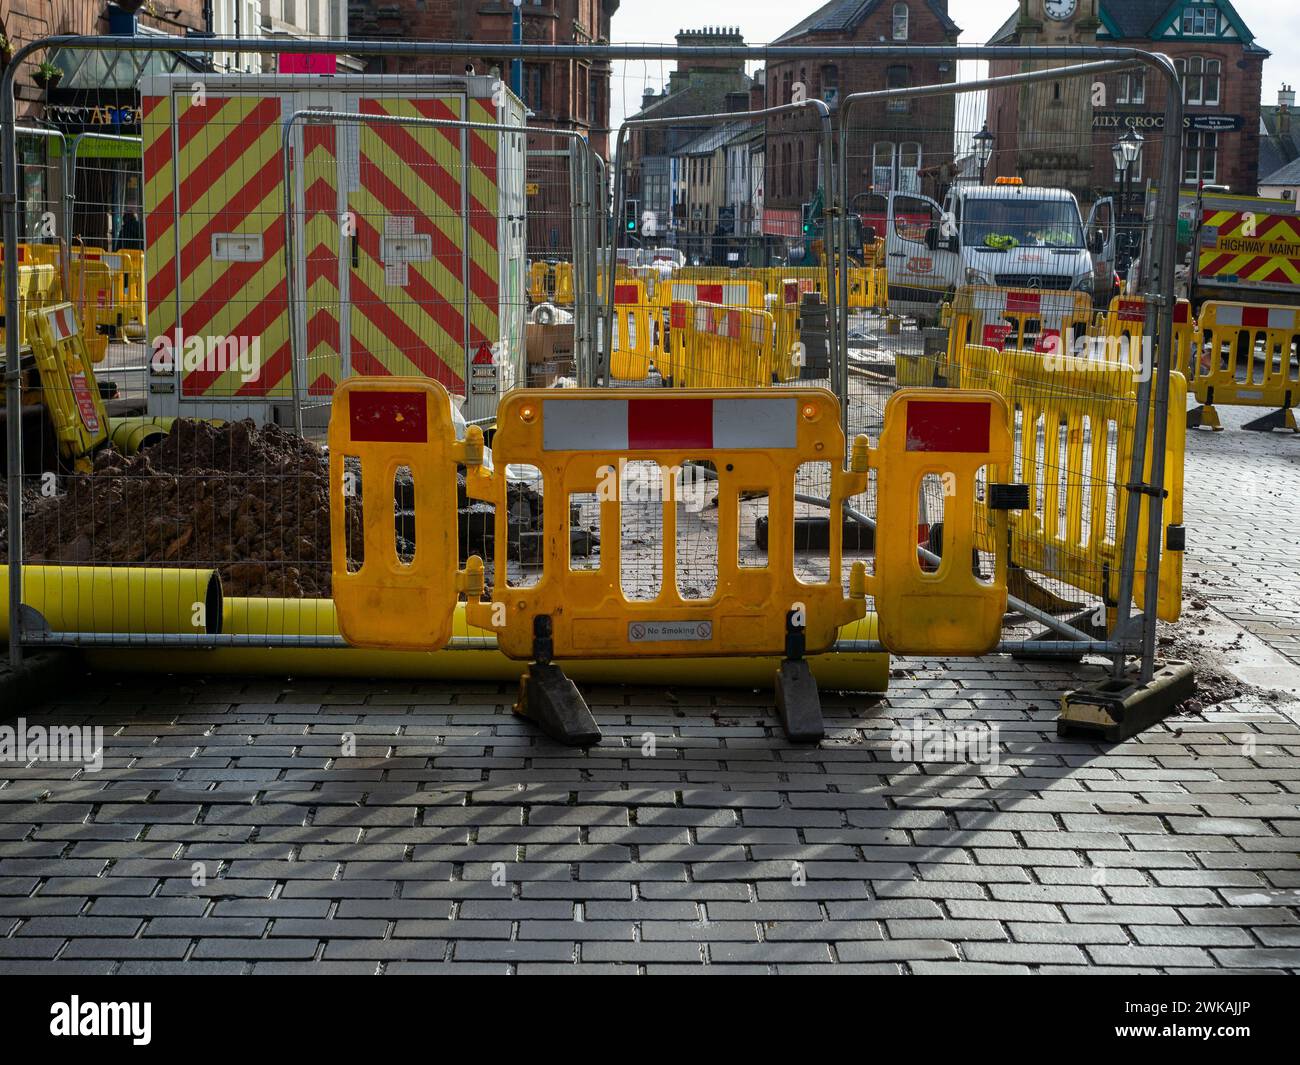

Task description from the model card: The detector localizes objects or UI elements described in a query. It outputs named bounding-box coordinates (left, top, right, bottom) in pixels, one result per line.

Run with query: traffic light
left=624, top=198, right=639, bottom=234
left=801, top=202, right=813, bottom=235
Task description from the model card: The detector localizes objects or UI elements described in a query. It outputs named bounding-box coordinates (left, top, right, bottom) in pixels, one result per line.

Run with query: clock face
left=1045, top=0, right=1078, bottom=20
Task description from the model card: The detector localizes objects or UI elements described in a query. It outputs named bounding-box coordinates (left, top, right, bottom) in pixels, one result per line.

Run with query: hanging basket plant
left=33, top=61, right=62, bottom=90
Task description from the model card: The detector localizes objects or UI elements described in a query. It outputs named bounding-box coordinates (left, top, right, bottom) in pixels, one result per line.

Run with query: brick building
left=622, top=28, right=753, bottom=244
left=349, top=0, right=619, bottom=161
left=988, top=0, right=1268, bottom=204
left=764, top=0, right=961, bottom=236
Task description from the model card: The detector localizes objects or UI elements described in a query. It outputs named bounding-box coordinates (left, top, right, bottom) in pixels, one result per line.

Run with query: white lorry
left=884, top=178, right=1115, bottom=319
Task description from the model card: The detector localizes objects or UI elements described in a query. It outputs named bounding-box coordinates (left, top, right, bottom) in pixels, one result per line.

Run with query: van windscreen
left=963, top=199, right=1085, bottom=250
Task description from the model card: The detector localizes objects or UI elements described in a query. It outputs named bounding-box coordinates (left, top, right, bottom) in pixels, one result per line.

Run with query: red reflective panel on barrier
left=628, top=398, right=713, bottom=450
left=348, top=390, right=430, bottom=443
left=904, top=400, right=991, bottom=454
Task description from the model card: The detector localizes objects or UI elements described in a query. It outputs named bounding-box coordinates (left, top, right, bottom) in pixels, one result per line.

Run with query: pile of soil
left=13, top=419, right=359, bottom=599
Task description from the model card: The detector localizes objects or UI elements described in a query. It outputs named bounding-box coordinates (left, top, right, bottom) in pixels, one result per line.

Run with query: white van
left=884, top=180, right=1115, bottom=320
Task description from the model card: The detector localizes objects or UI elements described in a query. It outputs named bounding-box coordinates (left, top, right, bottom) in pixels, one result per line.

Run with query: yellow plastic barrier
left=1101, top=295, right=1197, bottom=377
left=110, top=248, right=147, bottom=337
left=1187, top=302, right=1299, bottom=432
left=328, top=381, right=1017, bottom=663
left=529, top=261, right=552, bottom=304
left=68, top=257, right=114, bottom=362
left=770, top=279, right=811, bottom=383
left=956, top=343, right=1185, bottom=623
left=464, top=387, right=869, bottom=659
left=0, top=262, right=58, bottom=348
left=674, top=303, right=775, bottom=389
left=554, top=261, right=575, bottom=305
left=869, top=389, right=1013, bottom=656
left=608, top=279, right=663, bottom=381
left=948, top=285, right=1094, bottom=369
left=27, top=302, right=110, bottom=470
left=658, top=277, right=765, bottom=312
left=328, top=379, right=486, bottom=652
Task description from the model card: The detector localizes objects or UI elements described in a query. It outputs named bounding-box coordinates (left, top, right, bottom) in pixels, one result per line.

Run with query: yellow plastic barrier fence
left=659, top=277, right=766, bottom=312
left=956, top=343, right=1186, bottom=623
left=554, top=262, right=575, bottom=305
left=770, top=279, right=812, bottom=383
left=1100, top=295, right=1197, bottom=377
left=608, top=280, right=663, bottom=381
left=466, top=387, right=869, bottom=659
left=674, top=303, right=775, bottom=389
left=528, top=261, right=552, bottom=304
left=26, top=302, right=110, bottom=470
left=0, top=262, right=58, bottom=349
left=68, top=257, right=115, bottom=362
left=115, top=248, right=147, bottom=338
left=1187, top=302, right=1299, bottom=433
left=327, top=379, right=486, bottom=652
left=846, top=266, right=889, bottom=310
left=869, top=389, right=1013, bottom=656
left=329, top=381, right=1020, bottom=665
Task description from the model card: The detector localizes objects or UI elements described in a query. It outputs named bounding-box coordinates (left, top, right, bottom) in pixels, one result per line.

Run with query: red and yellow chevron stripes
left=347, top=97, right=467, bottom=389
left=143, top=91, right=176, bottom=353
left=466, top=95, right=501, bottom=351
left=301, top=124, right=341, bottom=396
left=1199, top=209, right=1300, bottom=288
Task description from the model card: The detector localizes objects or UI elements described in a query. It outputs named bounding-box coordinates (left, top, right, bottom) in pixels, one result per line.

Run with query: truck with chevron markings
left=139, top=74, right=527, bottom=426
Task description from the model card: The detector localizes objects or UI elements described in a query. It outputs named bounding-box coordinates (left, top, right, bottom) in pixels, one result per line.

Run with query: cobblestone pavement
left=1, top=410, right=1298, bottom=974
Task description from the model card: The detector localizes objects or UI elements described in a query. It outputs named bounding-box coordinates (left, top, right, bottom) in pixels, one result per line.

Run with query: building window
left=523, top=65, right=544, bottom=113
left=1183, top=130, right=1218, bottom=183
left=1118, top=71, right=1145, bottom=105
left=1176, top=56, right=1221, bottom=106
left=892, top=3, right=909, bottom=41
left=886, top=66, right=910, bottom=113
left=1181, top=6, right=1220, bottom=36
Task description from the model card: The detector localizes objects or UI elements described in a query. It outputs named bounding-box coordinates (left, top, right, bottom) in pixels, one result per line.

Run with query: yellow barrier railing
left=674, top=302, right=775, bottom=389
left=1187, top=301, right=1299, bottom=433
left=27, top=302, right=110, bottom=471
left=956, top=343, right=1185, bottom=623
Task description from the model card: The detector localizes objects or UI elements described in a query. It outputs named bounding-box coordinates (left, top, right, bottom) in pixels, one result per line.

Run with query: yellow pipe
left=85, top=597, right=889, bottom=692
left=0, top=565, right=222, bottom=638
left=106, top=416, right=176, bottom=454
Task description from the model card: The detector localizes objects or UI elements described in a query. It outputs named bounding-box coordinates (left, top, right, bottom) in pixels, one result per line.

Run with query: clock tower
left=1013, top=0, right=1101, bottom=198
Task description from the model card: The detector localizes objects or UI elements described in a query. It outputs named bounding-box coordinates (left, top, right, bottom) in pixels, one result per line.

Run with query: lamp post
left=973, top=122, right=995, bottom=185
left=1112, top=127, right=1144, bottom=267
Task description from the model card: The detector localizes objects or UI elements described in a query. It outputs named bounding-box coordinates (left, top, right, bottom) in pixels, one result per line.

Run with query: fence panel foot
left=515, top=663, right=602, bottom=747
left=1186, top=404, right=1223, bottom=431
left=1240, top=405, right=1298, bottom=434
left=1057, top=660, right=1194, bottom=743
left=775, top=659, right=825, bottom=743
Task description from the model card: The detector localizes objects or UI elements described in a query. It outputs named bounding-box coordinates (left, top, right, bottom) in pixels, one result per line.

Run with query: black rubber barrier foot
left=1057, top=660, right=1195, bottom=743
left=515, top=663, right=602, bottom=747
left=1240, top=407, right=1299, bottom=433
left=1185, top=404, right=1223, bottom=431
left=775, top=659, right=824, bottom=743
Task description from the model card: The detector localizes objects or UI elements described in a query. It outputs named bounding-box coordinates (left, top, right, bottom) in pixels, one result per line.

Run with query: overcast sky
left=609, top=0, right=1298, bottom=128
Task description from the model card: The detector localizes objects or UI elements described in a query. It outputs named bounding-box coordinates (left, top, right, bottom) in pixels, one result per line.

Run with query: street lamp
left=1112, top=127, right=1144, bottom=263
left=973, top=122, right=995, bottom=185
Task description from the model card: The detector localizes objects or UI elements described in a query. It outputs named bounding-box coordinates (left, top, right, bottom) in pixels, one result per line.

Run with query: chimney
left=750, top=67, right=766, bottom=112
left=725, top=91, right=749, bottom=114
left=1280, top=84, right=1296, bottom=109
left=1281, top=85, right=1294, bottom=138
left=642, top=87, right=657, bottom=111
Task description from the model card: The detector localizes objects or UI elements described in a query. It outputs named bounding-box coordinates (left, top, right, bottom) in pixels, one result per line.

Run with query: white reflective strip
left=712, top=398, right=797, bottom=449
left=1215, top=304, right=1244, bottom=327
left=542, top=399, right=629, bottom=451
left=1269, top=308, right=1298, bottom=330
left=722, top=285, right=747, bottom=306
left=972, top=290, right=1006, bottom=314
left=695, top=305, right=709, bottom=332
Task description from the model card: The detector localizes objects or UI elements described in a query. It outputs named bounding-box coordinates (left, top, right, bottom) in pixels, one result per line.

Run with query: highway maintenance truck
left=1181, top=188, right=1300, bottom=309
left=140, top=73, right=527, bottom=427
